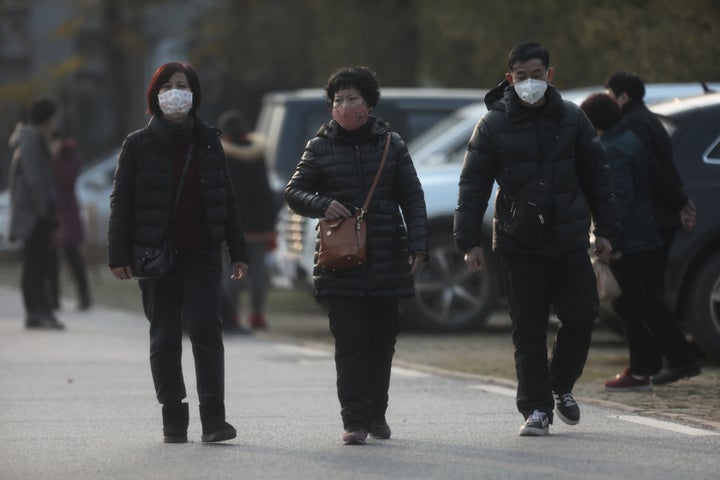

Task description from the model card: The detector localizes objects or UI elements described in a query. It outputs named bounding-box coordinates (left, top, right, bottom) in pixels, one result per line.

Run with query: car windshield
left=409, top=107, right=473, bottom=153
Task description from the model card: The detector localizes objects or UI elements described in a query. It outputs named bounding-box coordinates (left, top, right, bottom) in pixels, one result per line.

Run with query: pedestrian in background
left=8, top=97, right=65, bottom=330
left=604, top=71, right=701, bottom=385
left=48, top=131, right=92, bottom=312
left=580, top=93, right=668, bottom=391
left=454, top=42, right=619, bottom=436
left=285, top=66, right=428, bottom=445
left=107, top=62, right=248, bottom=444
left=217, top=109, right=277, bottom=333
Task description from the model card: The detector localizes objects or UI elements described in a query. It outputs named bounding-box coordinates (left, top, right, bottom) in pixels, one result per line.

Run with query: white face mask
left=158, top=89, right=193, bottom=116
left=513, top=78, right=548, bottom=105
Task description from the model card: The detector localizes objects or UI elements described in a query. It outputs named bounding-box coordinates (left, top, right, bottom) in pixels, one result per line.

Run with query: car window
left=704, top=135, right=720, bottom=165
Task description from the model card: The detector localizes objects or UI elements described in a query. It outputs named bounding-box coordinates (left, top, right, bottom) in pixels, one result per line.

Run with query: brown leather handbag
left=317, top=134, right=391, bottom=272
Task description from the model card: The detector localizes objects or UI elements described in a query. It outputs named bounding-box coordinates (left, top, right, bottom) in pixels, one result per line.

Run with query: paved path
left=1, top=286, right=718, bottom=480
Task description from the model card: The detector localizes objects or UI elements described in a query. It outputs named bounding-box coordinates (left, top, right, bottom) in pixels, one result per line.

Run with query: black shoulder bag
left=132, top=142, right=193, bottom=279
left=505, top=124, right=558, bottom=250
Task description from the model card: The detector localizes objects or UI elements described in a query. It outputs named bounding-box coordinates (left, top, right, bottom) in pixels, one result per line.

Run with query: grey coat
left=8, top=124, right=56, bottom=242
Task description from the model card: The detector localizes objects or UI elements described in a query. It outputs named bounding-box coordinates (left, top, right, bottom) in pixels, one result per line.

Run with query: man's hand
left=231, top=261, right=249, bottom=280
left=680, top=198, right=697, bottom=232
left=409, top=253, right=428, bottom=274
left=594, top=236, right=613, bottom=262
left=110, top=265, right=133, bottom=280
left=464, top=246, right=485, bottom=272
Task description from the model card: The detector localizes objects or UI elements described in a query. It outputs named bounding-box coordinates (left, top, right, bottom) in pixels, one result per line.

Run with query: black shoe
left=201, top=420, right=237, bottom=443
left=162, top=402, right=189, bottom=443
left=651, top=363, right=701, bottom=385
left=519, top=410, right=550, bottom=436
left=369, top=419, right=391, bottom=439
left=554, top=392, right=580, bottom=425
left=26, top=312, right=65, bottom=330
left=199, top=402, right=236, bottom=443
left=342, top=429, right=368, bottom=445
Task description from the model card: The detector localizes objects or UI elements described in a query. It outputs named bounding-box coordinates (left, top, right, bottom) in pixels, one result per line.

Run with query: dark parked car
left=650, top=93, right=720, bottom=361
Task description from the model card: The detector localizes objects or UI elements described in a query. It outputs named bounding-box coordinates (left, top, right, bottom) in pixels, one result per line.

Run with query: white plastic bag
left=592, top=257, right=621, bottom=301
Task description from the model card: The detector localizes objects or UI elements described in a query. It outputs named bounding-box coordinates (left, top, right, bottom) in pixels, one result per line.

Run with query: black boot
left=199, top=402, right=236, bottom=443
left=162, top=402, right=189, bottom=443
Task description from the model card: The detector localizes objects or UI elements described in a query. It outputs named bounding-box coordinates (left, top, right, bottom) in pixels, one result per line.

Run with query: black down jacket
left=454, top=81, right=620, bottom=256
left=284, top=116, right=428, bottom=297
left=620, top=100, right=688, bottom=231
left=107, top=115, right=247, bottom=268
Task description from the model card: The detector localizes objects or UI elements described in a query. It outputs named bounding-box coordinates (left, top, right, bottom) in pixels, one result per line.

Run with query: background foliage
left=191, top=0, right=720, bottom=118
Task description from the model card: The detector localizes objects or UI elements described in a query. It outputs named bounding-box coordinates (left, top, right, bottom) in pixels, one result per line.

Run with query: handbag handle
left=358, top=133, right=391, bottom=220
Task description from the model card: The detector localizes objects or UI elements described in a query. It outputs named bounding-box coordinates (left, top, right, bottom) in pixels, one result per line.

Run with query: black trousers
left=21, top=219, right=55, bottom=317
left=139, top=246, right=225, bottom=406
left=327, top=295, right=399, bottom=431
left=611, top=238, right=697, bottom=374
left=49, top=245, right=91, bottom=308
left=500, top=250, right=597, bottom=421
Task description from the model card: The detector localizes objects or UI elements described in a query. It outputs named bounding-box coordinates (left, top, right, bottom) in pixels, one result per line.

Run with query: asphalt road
left=1, top=285, right=718, bottom=480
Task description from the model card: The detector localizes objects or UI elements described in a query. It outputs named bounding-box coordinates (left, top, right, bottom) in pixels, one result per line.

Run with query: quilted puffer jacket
left=454, top=81, right=620, bottom=256
left=284, top=116, right=428, bottom=297
left=107, top=115, right=247, bottom=268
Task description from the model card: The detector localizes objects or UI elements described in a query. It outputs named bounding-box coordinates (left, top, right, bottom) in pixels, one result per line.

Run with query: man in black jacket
left=605, top=71, right=701, bottom=385
left=454, top=42, right=620, bottom=436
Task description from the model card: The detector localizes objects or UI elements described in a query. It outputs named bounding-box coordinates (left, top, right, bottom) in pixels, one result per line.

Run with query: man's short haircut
left=28, top=97, right=56, bottom=126
left=580, top=93, right=622, bottom=131
left=217, top=110, right=250, bottom=141
left=324, top=66, right=380, bottom=109
left=604, top=71, right=646, bottom=101
left=507, top=42, right=550, bottom=70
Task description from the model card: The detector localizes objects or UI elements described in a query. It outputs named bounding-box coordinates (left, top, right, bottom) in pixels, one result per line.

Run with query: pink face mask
left=332, top=104, right=370, bottom=131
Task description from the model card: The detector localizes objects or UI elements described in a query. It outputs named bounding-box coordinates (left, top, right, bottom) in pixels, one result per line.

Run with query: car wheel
left=686, top=250, right=720, bottom=362
left=401, top=232, right=501, bottom=331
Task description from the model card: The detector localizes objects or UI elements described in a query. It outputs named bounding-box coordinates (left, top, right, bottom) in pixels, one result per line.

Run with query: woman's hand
left=323, top=200, right=352, bottom=220
left=231, top=261, right=249, bottom=280
left=464, top=246, right=485, bottom=272
left=111, top=265, right=133, bottom=280
left=409, top=253, right=428, bottom=274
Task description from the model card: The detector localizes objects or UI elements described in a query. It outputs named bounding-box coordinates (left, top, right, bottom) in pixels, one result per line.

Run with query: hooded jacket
left=454, top=81, right=620, bottom=256
left=284, top=116, right=428, bottom=297
left=8, top=123, right=57, bottom=242
left=107, top=115, right=247, bottom=268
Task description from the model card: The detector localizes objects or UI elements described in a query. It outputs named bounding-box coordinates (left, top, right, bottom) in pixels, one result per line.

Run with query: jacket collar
left=148, top=115, right=220, bottom=146
left=319, top=115, right=390, bottom=142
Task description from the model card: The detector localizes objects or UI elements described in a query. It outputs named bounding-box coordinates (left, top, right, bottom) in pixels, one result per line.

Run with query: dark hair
left=217, top=110, right=250, bottom=141
left=580, top=93, right=622, bottom=131
left=324, top=66, right=380, bottom=109
left=146, top=62, right=202, bottom=116
left=604, top=71, right=646, bottom=101
left=507, top=42, right=550, bottom=70
left=28, top=97, right=57, bottom=126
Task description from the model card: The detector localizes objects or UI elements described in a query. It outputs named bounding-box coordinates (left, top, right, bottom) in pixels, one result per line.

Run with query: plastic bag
left=592, top=257, right=621, bottom=301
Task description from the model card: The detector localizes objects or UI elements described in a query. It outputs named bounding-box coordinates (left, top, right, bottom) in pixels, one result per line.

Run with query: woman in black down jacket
left=107, top=62, right=248, bottom=444
left=284, top=66, right=428, bottom=445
